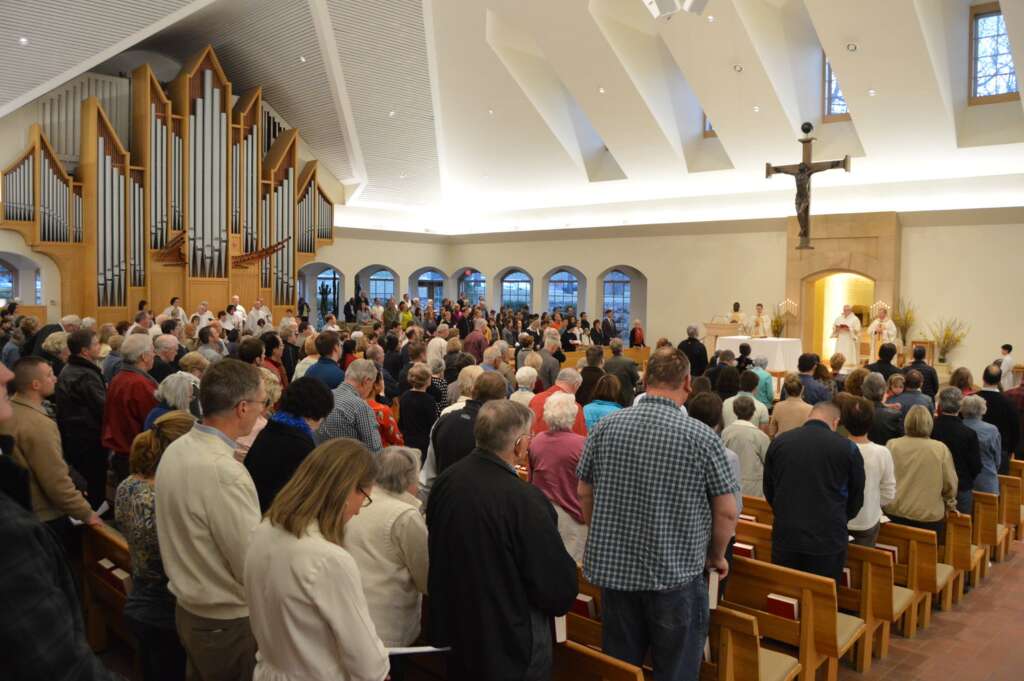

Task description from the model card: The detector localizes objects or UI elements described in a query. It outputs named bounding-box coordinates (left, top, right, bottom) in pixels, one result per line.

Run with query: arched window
left=0, top=265, right=14, bottom=303
left=548, top=270, right=578, bottom=313
left=368, top=269, right=396, bottom=302
left=501, top=270, right=531, bottom=311
left=602, top=269, right=631, bottom=340
left=416, top=270, right=445, bottom=303
left=315, top=268, right=342, bottom=325
left=458, top=269, right=486, bottom=304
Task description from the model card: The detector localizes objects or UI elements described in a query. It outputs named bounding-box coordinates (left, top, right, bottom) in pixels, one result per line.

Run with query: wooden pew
left=1008, top=459, right=1024, bottom=539
left=721, top=556, right=866, bottom=681
left=972, top=491, right=1010, bottom=563
left=559, top=346, right=651, bottom=370
left=740, top=496, right=775, bottom=526
left=553, top=640, right=644, bottom=681
left=82, top=523, right=136, bottom=657
left=565, top=608, right=801, bottom=681
left=998, top=474, right=1022, bottom=543
left=875, top=523, right=953, bottom=632
left=943, top=511, right=986, bottom=591
left=734, top=520, right=907, bottom=672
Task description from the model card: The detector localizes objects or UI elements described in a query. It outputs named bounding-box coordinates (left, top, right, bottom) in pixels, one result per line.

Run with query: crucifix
left=766, top=122, right=851, bottom=249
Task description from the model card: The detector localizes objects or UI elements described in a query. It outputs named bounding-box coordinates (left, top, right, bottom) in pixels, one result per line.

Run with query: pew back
left=876, top=523, right=937, bottom=593
left=972, top=491, right=1001, bottom=547
left=553, top=640, right=644, bottom=681
left=82, top=524, right=134, bottom=652
left=740, top=496, right=775, bottom=526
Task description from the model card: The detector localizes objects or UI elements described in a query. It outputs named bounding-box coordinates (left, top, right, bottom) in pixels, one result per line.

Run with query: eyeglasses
left=357, top=486, right=373, bottom=508
left=239, top=396, right=270, bottom=409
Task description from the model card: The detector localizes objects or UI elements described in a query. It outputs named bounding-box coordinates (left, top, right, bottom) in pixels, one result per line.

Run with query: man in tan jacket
left=0, top=356, right=100, bottom=532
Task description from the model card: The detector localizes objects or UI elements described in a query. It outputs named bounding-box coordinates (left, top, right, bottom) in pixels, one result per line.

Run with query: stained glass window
left=973, top=9, right=1018, bottom=99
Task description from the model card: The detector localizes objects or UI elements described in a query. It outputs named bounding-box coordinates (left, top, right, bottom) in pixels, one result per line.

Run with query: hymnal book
left=571, top=593, right=597, bottom=619
left=738, top=513, right=757, bottom=522
left=97, top=558, right=115, bottom=571
left=876, top=543, right=899, bottom=563
left=387, top=646, right=451, bottom=656
left=111, top=567, right=133, bottom=594
left=707, top=570, right=720, bottom=610
left=840, top=567, right=851, bottom=589
left=554, top=616, right=567, bottom=643
left=766, top=593, right=800, bottom=620
left=733, top=542, right=755, bottom=559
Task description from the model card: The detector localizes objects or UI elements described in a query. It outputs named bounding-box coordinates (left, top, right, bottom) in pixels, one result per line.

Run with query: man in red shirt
left=101, top=333, right=158, bottom=489
left=530, top=368, right=587, bottom=436
left=1004, top=380, right=1024, bottom=460
left=462, top=317, right=488, bottom=363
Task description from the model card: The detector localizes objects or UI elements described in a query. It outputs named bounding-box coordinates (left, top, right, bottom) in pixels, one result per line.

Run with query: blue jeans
left=602, top=577, right=708, bottom=681
left=957, top=489, right=974, bottom=515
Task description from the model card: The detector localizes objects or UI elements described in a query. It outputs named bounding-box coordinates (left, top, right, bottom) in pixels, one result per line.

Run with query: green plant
left=929, top=317, right=969, bottom=363
left=891, top=298, right=916, bottom=346
left=770, top=311, right=786, bottom=338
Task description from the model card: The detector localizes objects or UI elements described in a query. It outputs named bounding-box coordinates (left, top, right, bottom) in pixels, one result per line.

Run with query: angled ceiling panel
left=141, top=0, right=354, bottom=183
left=326, top=0, right=440, bottom=206
left=0, top=0, right=210, bottom=118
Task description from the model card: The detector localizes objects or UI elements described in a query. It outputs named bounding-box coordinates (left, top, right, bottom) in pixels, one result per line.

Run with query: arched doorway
left=297, top=262, right=343, bottom=326
left=802, top=271, right=875, bottom=361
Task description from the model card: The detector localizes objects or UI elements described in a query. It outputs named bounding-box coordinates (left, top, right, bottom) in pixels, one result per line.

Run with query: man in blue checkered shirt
left=577, top=347, right=738, bottom=681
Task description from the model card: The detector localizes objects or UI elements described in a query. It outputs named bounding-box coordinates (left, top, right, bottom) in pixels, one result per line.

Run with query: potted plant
left=929, top=317, right=969, bottom=364
left=892, top=298, right=916, bottom=348
left=770, top=311, right=786, bottom=338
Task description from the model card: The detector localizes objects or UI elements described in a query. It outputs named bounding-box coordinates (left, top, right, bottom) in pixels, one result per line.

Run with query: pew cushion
left=761, top=648, right=801, bottom=681
left=892, top=586, right=915, bottom=618
left=836, top=613, right=866, bottom=651
left=935, top=563, right=955, bottom=591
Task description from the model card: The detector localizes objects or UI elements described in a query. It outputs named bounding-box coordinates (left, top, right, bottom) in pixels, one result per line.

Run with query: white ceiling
left=2, top=0, right=1024, bottom=234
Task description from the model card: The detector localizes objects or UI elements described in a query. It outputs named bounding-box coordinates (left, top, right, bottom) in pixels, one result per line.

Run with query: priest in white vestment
left=832, top=305, right=861, bottom=369
left=866, top=308, right=899, bottom=362
left=748, top=303, right=771, bottom=338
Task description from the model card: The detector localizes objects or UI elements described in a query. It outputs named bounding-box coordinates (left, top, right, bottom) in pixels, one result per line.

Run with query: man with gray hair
left=932, top=387, right=982, bottom=513
left=751, top=356, right=774, bottom=408
left=578, top=347, right=738, bottom=678
left=101, top=333, right=158, bottom=485
left=960, top=394, right=1001, bottom=505
left=316, top=358, right=383, bottom=452
left=530, top=368, right=586, bottom=435
left=31, top=314, right=81, bottom=357
left=862, top=371, right=904, bottom=446
left=537, top=336, right=562, bottom=390
left=156, top=359, right=264, bottom=681
left=604, top=337, right=640, bottom=406
left=677, top=324, right=708, bottom=378
left=427, top=324, right=449, bottom=366
left=150, top=333, right=181, bottom=382
left=427, top=400, right=577, bottom=681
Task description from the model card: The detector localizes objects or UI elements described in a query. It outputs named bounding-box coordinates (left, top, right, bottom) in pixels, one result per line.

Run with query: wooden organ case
left=0, top=45, right=339, bottom=323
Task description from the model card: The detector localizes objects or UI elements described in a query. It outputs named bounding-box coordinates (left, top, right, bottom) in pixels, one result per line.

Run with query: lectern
left=704, top=322, right=743, bottom=357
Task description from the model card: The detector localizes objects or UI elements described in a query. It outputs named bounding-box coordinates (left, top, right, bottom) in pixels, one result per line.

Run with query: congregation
left=2, top=290, right=1024, bottom=681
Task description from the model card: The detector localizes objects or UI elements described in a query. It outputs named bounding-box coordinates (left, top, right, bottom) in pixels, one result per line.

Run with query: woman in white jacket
left=245, top=438, right=388, bottom=681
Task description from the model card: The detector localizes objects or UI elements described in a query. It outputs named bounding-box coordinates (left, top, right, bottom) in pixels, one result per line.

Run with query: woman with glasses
left=245, top=438, right=389, bottom=681
left=344, top=447, right=428, bottom=681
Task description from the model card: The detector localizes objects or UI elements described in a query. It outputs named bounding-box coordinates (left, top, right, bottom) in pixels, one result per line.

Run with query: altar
left=716, top=336, right=803, bottom=373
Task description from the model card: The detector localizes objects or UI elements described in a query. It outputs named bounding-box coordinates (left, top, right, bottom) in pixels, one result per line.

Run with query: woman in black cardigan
left=244, top=377, right=334, bottom=512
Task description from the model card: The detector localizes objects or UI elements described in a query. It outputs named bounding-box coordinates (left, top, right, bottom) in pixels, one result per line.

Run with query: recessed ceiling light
left=298, top=55, right=307, bottom=63
left=388, top=110, right=396, bottom=117
left=487, top=108, right=494, bottom=115
left=846, top=42, right=858, bottom=52
left=706, top=15, right=715, bottom=23
left=399, top=172, right=408, bottom=179
left=598, top=86, right=606, bottom=94
left=18, top=37, right=28, bottom=46
left=867, top=88, right=877, bottom=97
left=752, top=105, right=760, bottom=113
left=733, top=64, right=744, bottom=73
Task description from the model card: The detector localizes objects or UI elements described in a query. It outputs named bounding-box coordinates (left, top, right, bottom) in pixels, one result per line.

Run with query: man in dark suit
left=978, top=364, right=1021, bottom=472
left=866, top=342, right=900, bottom=381
left=764, top=401, right=865, bottom=583
left=903, top=345, right=939, bottom=398
left=604, top=338, right=640, bottom=406
left=677, top=325, right=709, bottom=377
left=601, top=309, right=618, bottom=344
left=930, top=386, right=982, bottom=512
left=576, top=345, right=605, bottom=405
left=31, top=315, right=81, bottom=357
left=863, top=372, right=903, bottom=445
left=427, top=401, right=577, bottom=681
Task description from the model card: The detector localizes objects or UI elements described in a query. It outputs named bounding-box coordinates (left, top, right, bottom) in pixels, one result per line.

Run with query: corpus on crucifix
left=766, top=122, right=851, bottom=249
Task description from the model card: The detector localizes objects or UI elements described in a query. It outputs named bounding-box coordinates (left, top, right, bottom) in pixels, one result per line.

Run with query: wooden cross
left=766, top=122, right=851, bottom=249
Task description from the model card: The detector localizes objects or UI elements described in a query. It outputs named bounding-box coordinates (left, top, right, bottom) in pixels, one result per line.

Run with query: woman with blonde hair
left=245, top=438, right=389, bottom=681
left=40, top=331, right=70, bottom=377
left=292, top=332, right=320, bottom=379
left=177, top=350, right=209, bottom=379
left=114, top=410, right=195, bottom=681
left=235, top=367, right=281, bottom=459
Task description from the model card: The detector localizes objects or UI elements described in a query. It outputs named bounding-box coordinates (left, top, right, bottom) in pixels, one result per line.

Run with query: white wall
left=0, top=229, right=61, bottom=321
left=901, top=222, right=1024, bottom=376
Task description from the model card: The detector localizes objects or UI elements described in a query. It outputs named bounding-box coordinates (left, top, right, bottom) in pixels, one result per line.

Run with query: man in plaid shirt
left=577, top=347, right=738, bottom=681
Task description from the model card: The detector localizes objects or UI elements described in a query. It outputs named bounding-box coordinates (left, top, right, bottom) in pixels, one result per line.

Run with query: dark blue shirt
left=304, top=356, right=344, bottom=390
left=799, top=373, right=831, bottom=405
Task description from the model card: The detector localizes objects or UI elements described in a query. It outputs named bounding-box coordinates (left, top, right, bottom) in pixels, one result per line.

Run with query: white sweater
left=154, top=424, right=261, bottom=619
left=343, top=489, right=429, bottom=647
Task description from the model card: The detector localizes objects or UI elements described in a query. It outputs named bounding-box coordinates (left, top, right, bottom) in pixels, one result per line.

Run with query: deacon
left=867, top=307, right=898, bottom=362
left=832, top=305, right=861, bottom=368
left=749, top=303, right=770, bottom=338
